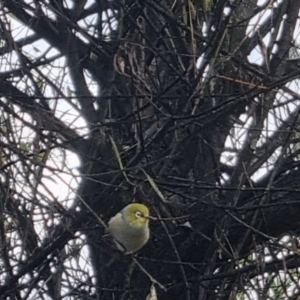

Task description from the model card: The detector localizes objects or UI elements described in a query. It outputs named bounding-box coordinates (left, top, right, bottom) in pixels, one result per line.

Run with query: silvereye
left=108, top=203, right=151, bottom=254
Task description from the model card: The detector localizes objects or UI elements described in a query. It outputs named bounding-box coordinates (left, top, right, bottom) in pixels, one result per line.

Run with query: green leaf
left=109, top=134, right=132, bottom=184
left=142, top=169, right=167, bottom=202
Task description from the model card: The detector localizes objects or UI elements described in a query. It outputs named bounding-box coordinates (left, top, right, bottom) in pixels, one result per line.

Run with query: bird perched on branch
left=107, top=203, right=152, bottom=254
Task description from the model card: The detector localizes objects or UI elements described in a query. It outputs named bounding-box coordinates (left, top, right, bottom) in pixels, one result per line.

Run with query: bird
left=107, top=203, right=151, bottom=254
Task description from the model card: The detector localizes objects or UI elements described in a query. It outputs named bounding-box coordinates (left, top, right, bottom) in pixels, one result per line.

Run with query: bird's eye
left=135, top=211, right=143, bottom=218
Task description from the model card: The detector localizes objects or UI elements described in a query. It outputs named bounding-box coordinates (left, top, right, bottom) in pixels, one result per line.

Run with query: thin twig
left=132, top=256, right=166, bottom=291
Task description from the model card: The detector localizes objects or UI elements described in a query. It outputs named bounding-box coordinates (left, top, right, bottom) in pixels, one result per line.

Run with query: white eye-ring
left=135, top=211, right=143, bottom=218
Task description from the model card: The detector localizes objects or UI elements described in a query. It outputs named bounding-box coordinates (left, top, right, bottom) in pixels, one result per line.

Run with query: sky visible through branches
left=1, top=0, right=300, bottom=299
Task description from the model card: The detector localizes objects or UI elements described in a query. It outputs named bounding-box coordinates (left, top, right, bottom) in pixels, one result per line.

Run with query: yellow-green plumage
left=108, top=203, right=150, bottom=254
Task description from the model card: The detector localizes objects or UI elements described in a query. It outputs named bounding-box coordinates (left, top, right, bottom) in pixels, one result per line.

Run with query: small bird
left=108, top=203, right=151, bottom=254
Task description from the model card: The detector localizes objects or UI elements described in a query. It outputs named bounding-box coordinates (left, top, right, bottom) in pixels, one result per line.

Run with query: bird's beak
left=145, top=215, right=157, bottom=221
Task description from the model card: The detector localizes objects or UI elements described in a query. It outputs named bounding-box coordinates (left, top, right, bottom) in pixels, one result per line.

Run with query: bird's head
left=122, top=203, right=150, bottom=228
